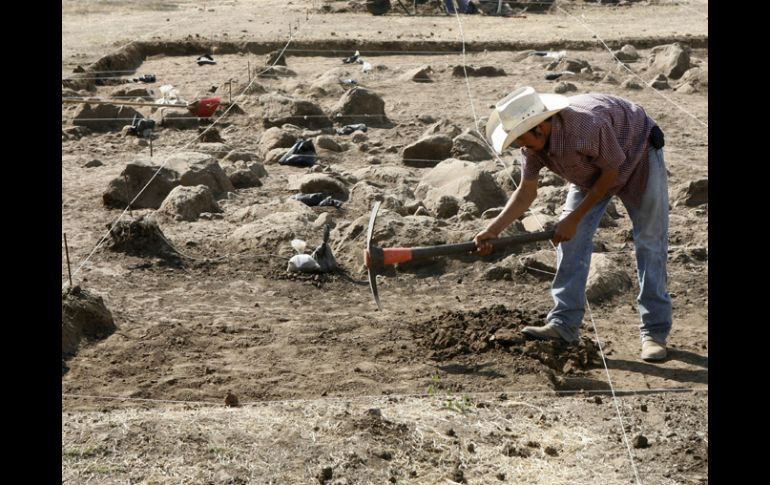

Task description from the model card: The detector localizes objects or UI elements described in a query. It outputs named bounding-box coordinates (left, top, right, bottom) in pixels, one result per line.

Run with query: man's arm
left=474, top=177, right=538, bottom=255
left=552, top=166, right=618, bottom=243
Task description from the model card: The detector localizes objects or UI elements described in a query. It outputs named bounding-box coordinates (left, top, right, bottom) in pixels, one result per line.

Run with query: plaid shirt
left=521, top=93, right=657, bottom=208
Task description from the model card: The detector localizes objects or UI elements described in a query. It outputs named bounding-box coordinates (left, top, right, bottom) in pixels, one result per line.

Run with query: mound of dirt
left=62, top=285, right=116, bottom=372
left=106, top=215, right=181, bottom=263
left=411, top=305, right=601, bottom=374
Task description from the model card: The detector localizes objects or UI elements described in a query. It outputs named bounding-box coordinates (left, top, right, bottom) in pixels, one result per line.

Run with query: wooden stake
left=248, top=61, right=251, bottom=83
left=64, top=233, right=73, bottom=288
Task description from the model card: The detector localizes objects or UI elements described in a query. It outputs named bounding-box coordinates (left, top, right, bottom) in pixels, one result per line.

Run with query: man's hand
left=553, top=215, right=579, bottom=244
left=473, top=229, right=498, bottom=256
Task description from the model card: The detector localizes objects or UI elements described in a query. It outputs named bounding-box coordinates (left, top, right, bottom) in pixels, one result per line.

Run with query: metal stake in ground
left=363, top=201, right=556, bottom=310
left=64, top=233, right=73, bottom=288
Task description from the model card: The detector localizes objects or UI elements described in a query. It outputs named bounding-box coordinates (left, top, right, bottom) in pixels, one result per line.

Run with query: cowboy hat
left=485, top=86, right=570, bottom=153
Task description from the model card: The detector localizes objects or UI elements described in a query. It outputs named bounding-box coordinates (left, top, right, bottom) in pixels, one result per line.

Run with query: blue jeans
left=547, top=147, right=672, bottom=344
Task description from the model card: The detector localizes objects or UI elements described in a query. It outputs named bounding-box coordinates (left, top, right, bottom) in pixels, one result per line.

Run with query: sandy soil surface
left=62, top=1, right=708, bottom=483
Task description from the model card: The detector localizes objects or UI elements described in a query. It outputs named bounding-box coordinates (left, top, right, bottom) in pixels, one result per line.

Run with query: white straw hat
left=485, top=86, right=570, bottom=153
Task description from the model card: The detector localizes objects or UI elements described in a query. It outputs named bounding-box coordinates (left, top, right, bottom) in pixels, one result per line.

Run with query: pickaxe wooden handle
left=364, top=201, right=555, bottom=310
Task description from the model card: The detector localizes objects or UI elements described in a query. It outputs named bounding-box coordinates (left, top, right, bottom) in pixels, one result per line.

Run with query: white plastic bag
left=287, top=254, right=321, bottom=273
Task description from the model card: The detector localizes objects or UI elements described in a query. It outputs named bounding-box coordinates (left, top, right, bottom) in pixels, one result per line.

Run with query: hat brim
left=486, top=93, right=570, bottom=154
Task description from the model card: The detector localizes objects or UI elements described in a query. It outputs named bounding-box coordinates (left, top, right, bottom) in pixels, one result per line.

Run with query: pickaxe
left=363, top=201, right=555, bottom=310
left=62, top=96, right=222, bottom=118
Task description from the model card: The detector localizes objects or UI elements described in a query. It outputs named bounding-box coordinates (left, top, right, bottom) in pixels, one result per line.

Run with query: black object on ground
left=279, top=139, right=317, bottom=167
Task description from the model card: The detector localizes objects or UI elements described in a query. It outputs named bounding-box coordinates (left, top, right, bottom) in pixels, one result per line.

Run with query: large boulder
left=258, top=93, right=332, bottom=130
left=103, top=153, right=233, bottom=209
left=422, top=119, right=462, bottom=139
left=103, top=159, right=182, bottom=209
left=259, top=127, right=298, bottom=153
left=290, top=174, right=349, bottom=201
left=227, top=207, right=316, bottom=253
left=157, top=185, right=221, bottom=221
left=586, top=253, right=633, bottom=303
left=451, top=130, right=494, bottom=161
left=673, top=179, right=708, bottom=207
left=402, top=135, right=453, bottom=167
left=415, top=159, right=508, bottom=215
left=348, top=181, right=416, bottom=216
left=168, top=152, right=234, bottom=195
left=72, top=103, right=144, bottom=131
left=331, top=87, right=389, bottom=126
left=352, top=165, right=419, bottom=186
left=647, top=43, right=691, bottom=80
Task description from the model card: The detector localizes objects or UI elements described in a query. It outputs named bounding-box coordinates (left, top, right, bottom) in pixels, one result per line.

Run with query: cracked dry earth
left=62, top=1, right=708, bottom=483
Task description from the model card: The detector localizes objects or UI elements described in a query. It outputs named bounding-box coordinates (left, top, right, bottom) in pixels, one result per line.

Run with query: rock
left=451, top=130, right=494, bottom=161
left=620, top=77, right=644, bottom=90
left=223, top=150, right=259, bottom=163
left=601, top=73, right=620, bottom=85
left=265, top=49, right=287, bottom=66
left=331, top=87, right=389, bottom=126
left=519, top=250, right=556, bottom=279
left=649, top=74, right=670, bottom=90
left=258, top=93, right=331, bottom=130
left=612, top=44, right=639, bottom=62
left=495, top=165, right=522, bottom=192
left=647, top=43, right=691, bottom=80
left=675, top=82, right=697, bottom=94
left=422, top=119, right=462, bottom=139
left=452, top=65, right=506, bottom=77
left=292, top=174, right=349, bottom=201
left=103, top=158, right=181, bottom=209
left=260, top=127, right=298, bottom=153
left=348, top=181, right=413, bottom=216
left=586, top=253, right=632, bottom=302
left=677, top=66, right=708, bottom=89
left=72, top=103, right=145, bottom=131
left=83, top=159, right=103, bottom=168
left=194, top=142, right=232, bottom=159
left=482, top=207, right=504, bottom=219
left=315, top=135, right=343, bottom=152
left=257, top=66, right=297, bottom=78
left=158, top=185, right=221, bottom=221
left=400, top=66, right=433, bottom=82
left=674, top=179, right=708, bottom=206
left=352, top=166, right=418, bottom=186
left=415, top=159, right=508, bottom=214
left=554, top=81, right=578, bottom=94
left=549, top=57, right=590, bottom=73
left=221, top=160, right=266, bottom=189
left=402, top=135, right=453, bottom=167
left=110, top=86, right=155, bottom=99
left=434, top=195, right=460, bottom=218
left=633, top=434, right=650, bottom=449
left=228, top=208, right=316, bottom=253
left=314, top=212, right=335, bottom=228
left=521, top=213, right=557, bottom=232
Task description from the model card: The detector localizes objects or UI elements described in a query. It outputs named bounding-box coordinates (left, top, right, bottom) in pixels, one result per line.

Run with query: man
left=474, top=86, right=671, bottom=362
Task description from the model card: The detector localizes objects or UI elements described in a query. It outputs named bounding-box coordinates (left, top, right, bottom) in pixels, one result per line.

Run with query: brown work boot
left=521, top=323, right=571, bottom=343
left=641, top=337, right=667, bottom=362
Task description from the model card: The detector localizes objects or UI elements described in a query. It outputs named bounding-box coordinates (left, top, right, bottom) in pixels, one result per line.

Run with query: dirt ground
left=62, top=1, right=708, bottom=483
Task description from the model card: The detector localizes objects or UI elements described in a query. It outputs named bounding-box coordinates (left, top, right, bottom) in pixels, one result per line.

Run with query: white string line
left=61, top=386, right=707, bottom=407
left=62, top=3, right=317, bottom=288
left=554, top=5, right=708, bottom=129
left=585, top=302, right=642, bottom=484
